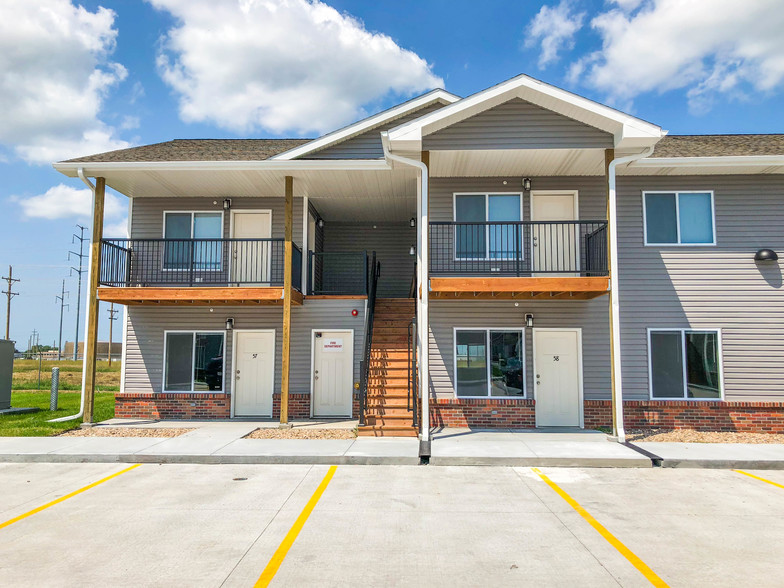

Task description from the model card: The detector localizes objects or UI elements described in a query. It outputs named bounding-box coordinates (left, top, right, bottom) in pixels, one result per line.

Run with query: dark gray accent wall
left=123, top=300, right=364, bottom=396
left=423, top=98, right=613, bottom=151
left=131, top=197, right=304, bottom=244
left=428, top=299, right=610, bottom=399
left=307, top=103, right=445, bottom=159
left=323, top=222, right=416, bottom=298
left=617, top=174, right=784, bottom=402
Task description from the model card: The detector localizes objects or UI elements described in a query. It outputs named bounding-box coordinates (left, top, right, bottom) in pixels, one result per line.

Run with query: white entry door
left=312, top=330, right=353, bottom=417
left=530, top=191, right=578, bottom=275
left=233, top=330, right=275, bottom=417
left=534, top=329, right=583, bottom=427
left=231, top=211, right=272, bottom=285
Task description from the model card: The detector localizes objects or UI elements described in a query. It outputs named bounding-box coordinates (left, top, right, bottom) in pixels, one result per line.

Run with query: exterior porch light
left=223, top=198, right=232, bottom=210
left=522, top=178, right=532, bottom=192
left=409, top=217, right=416, bottom=228
left=317, top=218, right=324, bottom=228
left=225, top=317, right=234, bottom=330
left=754, top=248, right=778, bottom=262
left=525, top=313, right=534, bottom=328
left=409, top=246, right=415, bottom=256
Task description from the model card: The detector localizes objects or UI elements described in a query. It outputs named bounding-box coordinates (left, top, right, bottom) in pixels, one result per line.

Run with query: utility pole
left=2, top=265, right=20, bottom=340
left=69, top=225, right=88, bottom=360
left=56, top=280, right=69, bottom=361
left=106, top=302, right=118, bottom=365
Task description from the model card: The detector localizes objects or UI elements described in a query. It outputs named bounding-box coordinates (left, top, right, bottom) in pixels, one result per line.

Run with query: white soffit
left=430, top=149, right=608, bottom=177
left=271, top=89, right=460, bottom=160
left=309, top=195, right=416, bottom=221
left=388, top=74, right=664, bottom=152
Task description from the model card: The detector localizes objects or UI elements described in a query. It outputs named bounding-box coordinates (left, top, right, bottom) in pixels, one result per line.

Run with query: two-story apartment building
left=54, top=74, right=784, bottom=450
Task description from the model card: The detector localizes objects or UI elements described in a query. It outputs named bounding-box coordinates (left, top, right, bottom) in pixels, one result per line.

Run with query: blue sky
left=1, top=0, right=783, bottom=349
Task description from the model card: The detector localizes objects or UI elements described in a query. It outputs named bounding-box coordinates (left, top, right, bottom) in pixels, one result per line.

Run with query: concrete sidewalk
left=630, top=441, right=784, bottom=469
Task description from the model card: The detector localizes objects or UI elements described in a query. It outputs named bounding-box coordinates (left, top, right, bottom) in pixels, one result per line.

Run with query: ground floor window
left=455, top=329, right=524, bottom=397
left=164, top=331, right=225, bottom=392
left=648, top=329, right=722, bottom=399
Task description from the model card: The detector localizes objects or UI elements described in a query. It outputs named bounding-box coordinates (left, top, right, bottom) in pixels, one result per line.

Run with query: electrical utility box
left=0, top=339, right=13, bottom=410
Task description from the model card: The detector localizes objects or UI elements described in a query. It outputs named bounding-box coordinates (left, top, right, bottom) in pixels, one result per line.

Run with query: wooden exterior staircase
left=357, top=297, right=418, bottom=437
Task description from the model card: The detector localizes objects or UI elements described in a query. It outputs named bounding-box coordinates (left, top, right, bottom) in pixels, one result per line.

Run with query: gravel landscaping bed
left=60, top=427, right=192, bottom=438
left=626, top=428, right=784, bottom=444
left=246, top=428, right=357, bottom=440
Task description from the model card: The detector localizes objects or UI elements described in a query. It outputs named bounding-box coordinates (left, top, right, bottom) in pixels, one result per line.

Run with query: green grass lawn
left=0, top=392, right=115, bottom=437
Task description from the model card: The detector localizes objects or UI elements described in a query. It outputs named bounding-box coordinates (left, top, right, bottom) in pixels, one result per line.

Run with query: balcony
left=428, top=221, right=609, bottom=300
left=98, top=238, right=303, bottom=305
left=307, top=251, right=370, bottom=296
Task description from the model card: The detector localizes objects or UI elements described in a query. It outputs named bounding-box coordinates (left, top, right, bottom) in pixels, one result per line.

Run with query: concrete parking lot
left=1, top=463, right=783, bottom=587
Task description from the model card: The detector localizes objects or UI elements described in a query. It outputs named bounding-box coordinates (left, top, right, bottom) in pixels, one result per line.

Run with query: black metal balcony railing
left=308, top=251, right=369, bottom=295
left=429, top=221, right=608, bottom=277
left=100, top=239, right=302, bottom=291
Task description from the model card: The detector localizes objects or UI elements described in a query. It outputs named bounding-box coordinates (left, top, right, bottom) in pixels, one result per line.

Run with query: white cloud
left=525, top=1, right=585, bottom=69
left=149, top=0, right=443, bottom=135
left=0, top=0, right=131, bottom=164
left=15, top=184, right=127, bottom=237
left=571, top=0, right=784, bottom=113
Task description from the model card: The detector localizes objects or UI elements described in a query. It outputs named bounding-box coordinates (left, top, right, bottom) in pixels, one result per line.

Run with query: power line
left=69, top=225, right=89, bottom=360
left=2, top=265, right=20, bottom=341
left=107, top=302, right=119, bottom=366
left=56, top=280, right=69, bottom=361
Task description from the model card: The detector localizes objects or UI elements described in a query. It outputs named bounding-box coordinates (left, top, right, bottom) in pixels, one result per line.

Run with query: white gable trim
left=387, top=74, right=665, bottom=152
left=271, top=89, right=460, bottom=161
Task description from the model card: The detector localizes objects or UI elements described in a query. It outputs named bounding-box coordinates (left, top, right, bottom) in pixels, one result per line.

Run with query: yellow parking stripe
left=733, top=469, right=784, bottom=489
left=532, top=468, right=669, bottom=588
left=255, top=465, right=337, bottom=588
left=0, top=464, right=141, bottom=531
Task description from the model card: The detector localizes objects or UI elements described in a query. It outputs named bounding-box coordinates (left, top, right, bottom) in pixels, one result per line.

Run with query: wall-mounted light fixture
left=525, top=313, right=534, bottom=328
left=409, top=245, right=416, bottom=256
left=317, top=218, right=324, bottom=228
left=225, top=317, right=234, bottom=330
left=409, top=217, right=416, bottom=228
left=754, top=248, right=778, bottom=262
left=223, top=198, right=232, bottom=210
left=522, top=178, right=532, bottom=192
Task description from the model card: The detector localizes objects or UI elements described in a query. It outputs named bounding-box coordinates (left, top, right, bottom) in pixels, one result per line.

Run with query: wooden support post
left=604, top=148, right=618, bottom=435
left=280, top=176, right=293, bottom=426
left=83, top=177, right=105, bottom=424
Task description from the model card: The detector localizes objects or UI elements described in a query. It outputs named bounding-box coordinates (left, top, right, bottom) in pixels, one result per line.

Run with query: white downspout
left=50, top=167, right=95, bottom=422
left=607, top=146, right=655, bottom=442
left=381, top=132, right=430, bottom=452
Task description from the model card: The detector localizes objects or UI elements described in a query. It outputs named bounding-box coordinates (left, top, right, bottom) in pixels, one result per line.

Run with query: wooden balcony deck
left=429, top=277, right=609, bottom=300
left=98, top=286, right=303, bottom=306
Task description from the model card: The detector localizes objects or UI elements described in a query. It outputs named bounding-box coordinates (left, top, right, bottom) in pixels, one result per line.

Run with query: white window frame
left=642, top=190, right=716, bottom=246
left=452, top=192, right=524, bottom=261
left=162, top=330, right=226, bottom=393
left=452, top=327, right=526, bottom=399
left=162, top=210, right=225, bottom=272
left=647, top=327, right=724, bottom=401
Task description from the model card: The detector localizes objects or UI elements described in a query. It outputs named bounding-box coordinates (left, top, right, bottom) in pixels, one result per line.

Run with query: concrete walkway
left=630, top=441, right=784, bottom=469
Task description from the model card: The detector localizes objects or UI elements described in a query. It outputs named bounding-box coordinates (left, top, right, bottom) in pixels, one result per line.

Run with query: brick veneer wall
left=586, top=400, right=784, bottom=433
left=430, top=398, right=535, bottom=428
left=271, top=393, right=311, bottom=419
left=115, top=393, right=231, bottom=419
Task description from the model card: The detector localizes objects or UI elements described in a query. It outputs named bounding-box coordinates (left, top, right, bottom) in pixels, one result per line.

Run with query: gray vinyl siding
left=429, top=176, right=608, bottom=221
left=123, top=300, right=364, bottom=397
left=428, top=300, right=610, bottom=399
left=131, top=197, right=305, bottom=244
left=323, top=222, right=415, bottom=297
left=307, top=103, right=445, bottom=159
left=423, top=98, right=613, bottom=151
left=617, top=174, right=784, bottom=401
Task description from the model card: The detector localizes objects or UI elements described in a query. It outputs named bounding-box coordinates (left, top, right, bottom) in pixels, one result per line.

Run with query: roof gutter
left=380, top=132, right=430, bottom=458
left=50, top=167, right=93, bottom=422
left=607, top=146, right=655, bottom=443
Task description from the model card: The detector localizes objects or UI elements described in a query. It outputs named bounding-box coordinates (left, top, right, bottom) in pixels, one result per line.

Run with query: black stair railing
left=407, top=263, right=419, bottom=430
left=358, top=252, right=380, bottom=426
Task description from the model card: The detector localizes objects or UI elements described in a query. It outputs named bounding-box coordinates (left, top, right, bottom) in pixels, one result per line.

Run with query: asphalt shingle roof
left=651, top=135, right=784, bottom=158
left=61, top=139, right=313, bottom=163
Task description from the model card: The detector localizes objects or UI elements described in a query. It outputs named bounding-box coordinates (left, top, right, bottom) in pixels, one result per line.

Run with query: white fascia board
left=52, top=159, right=391, bottom=177
left=270, top=89, right=460, bottom=161
left=387, top=73, right=664, bottom=151
left=631, top=155, right=784, bottom=168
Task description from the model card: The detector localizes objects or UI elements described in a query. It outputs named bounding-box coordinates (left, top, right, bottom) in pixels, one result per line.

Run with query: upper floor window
left=163, top=211, right=223, bottom=270
left=454, top=193, right=522, bottom=259
left=643, top=191, right=715, bottom=246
